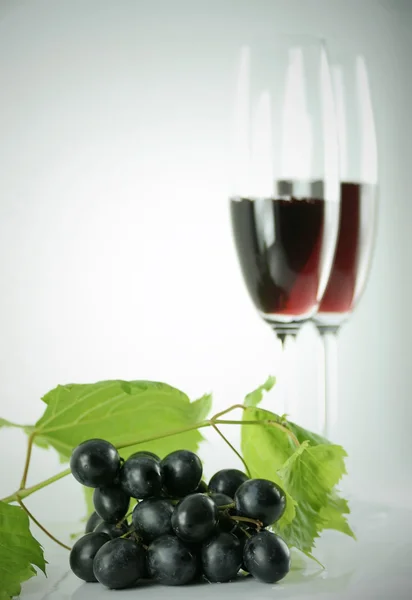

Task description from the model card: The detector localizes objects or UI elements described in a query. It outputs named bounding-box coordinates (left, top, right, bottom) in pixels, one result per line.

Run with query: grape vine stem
left=17, top=498, right=71, bottom=551
left=20, top=433, right=35, bottom=490
left=210, top=422, right=251, bottom=477
left=230, top=515, right=263, bottom=531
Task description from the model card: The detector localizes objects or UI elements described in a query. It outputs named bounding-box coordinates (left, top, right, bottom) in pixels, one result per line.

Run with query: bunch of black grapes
left=69, top=439, right=290, bottom=590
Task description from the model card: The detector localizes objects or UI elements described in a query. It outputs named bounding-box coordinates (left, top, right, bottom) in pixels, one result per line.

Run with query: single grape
left=202, top=531, right=242, bottom=582
left=171, top=493, right=218, bottom=543
left=94, top=520, right=129, bottom=539
left=70, top=439, right=120, bottom=488
left=93, top=485, right=130, bottom=523
left=210, top=492, right=233, bottom=507
left=195, top=480, right=208, bottom=493
left=85, top=511, right=102, bottom=533
left=243, top=530, right=290, bottom=583
left=120, top=454, right=162, bottom=499
left=129, top=450, right=160, bottom=462
left=69, top=532, right=109, bottom=582
left=235, top=479, right=286, bottom=526
left=93, top=537, right=146, bottom=589
left=161, top=450, right=202, bottom=497
left=132, top=497, right=174, bottom=542
left=208, top=469, right=249, bottom=498
left=147, top=534, right=198, bottom=585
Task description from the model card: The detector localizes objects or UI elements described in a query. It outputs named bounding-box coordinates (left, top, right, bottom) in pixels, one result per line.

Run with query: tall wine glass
left=229, top=37, right=340, bottom=416
left=314, top=52, right=378, bottom=436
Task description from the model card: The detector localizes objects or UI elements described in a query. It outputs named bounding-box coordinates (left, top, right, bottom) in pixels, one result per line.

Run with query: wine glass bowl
left=229, top=38, right=340, bottom=341
left=314, top=55, right=378, bottom=333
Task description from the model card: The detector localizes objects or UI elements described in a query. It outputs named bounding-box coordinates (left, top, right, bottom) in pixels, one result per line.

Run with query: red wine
left=230, top=192, right=336, bottom=320
left=318, top=182, right=377, bottom=315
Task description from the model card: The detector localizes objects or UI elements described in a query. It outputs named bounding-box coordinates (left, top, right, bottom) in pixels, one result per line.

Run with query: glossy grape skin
left=94, top=520, right=129, bottom=539
left=171, top=493, right=218, bottom=543
left=70, top=439, right=120, bottom=488
left=69, top=532, right=110, bottom=582
left=93, top=537, right=146, bottom=589
left=120, top=455, right=162, bottom=499
left=147, top=534, right=198, bottom=585
left=208, top=469, right=249, bottom=498
left=85, top=511, right=102, bottom=533
left=235, top=479, right=286, bottom=526
left=161, top=450, right=202, bottom=497
left=93, top=485, right=130, bottom=523
left=132, top=497, right=174, bottom=542
left=129, top=450, right=160, bottom=462
left=243, top=530, right=290, bottom=583
left=201, top=531, right=243, bottom=582
left=210, top=492, right=233, bottom=507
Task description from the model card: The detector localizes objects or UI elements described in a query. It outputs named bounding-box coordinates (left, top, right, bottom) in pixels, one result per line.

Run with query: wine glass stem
left=280, top=334, right=297, bottom=419
left=320, top=329, right=339, bottom=437
left=271, top=324, right=300, bottom=419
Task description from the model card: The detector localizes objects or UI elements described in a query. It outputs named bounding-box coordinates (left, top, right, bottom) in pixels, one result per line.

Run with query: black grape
left=70, top=439, right=120, bottom=488
left=235, top=479, right=286, bottom=526
left=93, top=485, right=130, bottom=523
left=69, top=532, right=109, bottom=582
left=171, top=493, right=218, bottom=543
left=202, top=531, right=242, bottom=582
left=94, top=520, right=128, bottom=539
left=243, top=530, right=290, bottom=583
left=85, top=511, right=102, bottom=533
left=208, top=469, right=249, bottom=498
left=93, top=537, right=146, bottom=589
left=132, top=497, right=174, bottom=542
left=129, top=450, right=160, bottom=462
left=161, top=450, right=202, bottom=497
left=120, top=454, right=162, bottom=499
left=210, top=492, right=233, bottom=507
left=147, top=534, right=198, bottom=585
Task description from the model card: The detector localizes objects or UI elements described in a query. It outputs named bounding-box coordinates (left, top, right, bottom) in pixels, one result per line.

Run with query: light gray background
left=0, top=0, right=411, bottom=524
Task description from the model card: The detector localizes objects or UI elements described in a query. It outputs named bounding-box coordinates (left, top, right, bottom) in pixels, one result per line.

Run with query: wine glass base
left=264, top=320, right=301, bottom=344
left=316, top=323, right=341, bottom=336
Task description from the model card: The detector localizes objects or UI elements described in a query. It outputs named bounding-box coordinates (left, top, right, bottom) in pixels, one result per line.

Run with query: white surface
left=0, top=0, right=411, bottom=521
left=21, top=500, right=412, bottom=599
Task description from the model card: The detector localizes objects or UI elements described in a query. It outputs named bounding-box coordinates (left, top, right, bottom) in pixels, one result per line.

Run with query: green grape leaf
left=0, top=502, right=46, bottom=599
left=187, top=394, right=213, bottom=422
left=319, top=491, right=356, bottom=539
left=242, top=406, right=297, bottom=470
left=32, top=380, right=211, bottom=459
left=244, top=376, right=276, bottom=408
left=275, top=441, right=348, bottom=552
left=284, top=420, right=332, bottom=446
left=281, top=420, right=354, bottom=540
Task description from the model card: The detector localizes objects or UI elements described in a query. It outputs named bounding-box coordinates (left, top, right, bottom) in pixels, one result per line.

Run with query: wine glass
left=229, top=37, right=340, bottom=416
left=314, top=52, right=378, bottom=436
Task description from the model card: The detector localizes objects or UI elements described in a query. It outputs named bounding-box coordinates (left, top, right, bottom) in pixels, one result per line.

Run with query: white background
left=0, top=0, right=411, bottom=524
